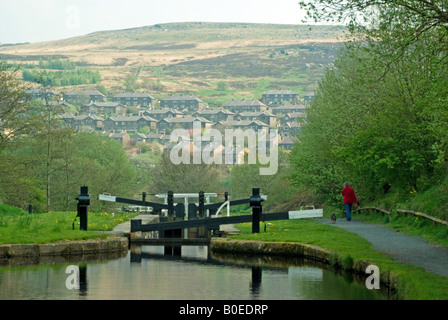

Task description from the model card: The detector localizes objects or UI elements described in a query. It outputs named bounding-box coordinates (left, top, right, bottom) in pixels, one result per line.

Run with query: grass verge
left=230, top=214, right=448, bottom=300
left=0, top=209, right=140, bottom=245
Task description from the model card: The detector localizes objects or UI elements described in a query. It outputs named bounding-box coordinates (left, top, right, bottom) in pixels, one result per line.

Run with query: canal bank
left=3, top=213, right=447, bottom=299
left=0, top=237, right=128, bottom=261
left=209, top=238, right=399, bottom=295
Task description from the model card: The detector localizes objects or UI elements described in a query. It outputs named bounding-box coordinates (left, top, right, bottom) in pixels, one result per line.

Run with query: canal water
left=0, top=245, right=389, bottom=300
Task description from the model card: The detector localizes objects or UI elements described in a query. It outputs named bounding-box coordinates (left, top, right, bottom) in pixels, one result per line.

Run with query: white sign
left=99, top=194, right=117, bottom=202
left=288, top=209, right=323, bottom=220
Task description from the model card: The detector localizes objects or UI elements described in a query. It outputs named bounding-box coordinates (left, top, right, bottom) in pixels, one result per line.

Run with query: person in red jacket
left=342, top=182, right=357, bottom=221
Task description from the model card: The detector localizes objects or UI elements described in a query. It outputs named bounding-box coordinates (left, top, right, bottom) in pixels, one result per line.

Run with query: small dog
left=330, top=213, right=337, bottom=224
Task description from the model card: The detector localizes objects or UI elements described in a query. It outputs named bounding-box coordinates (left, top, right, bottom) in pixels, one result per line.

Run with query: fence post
left=250, top=187, right=263, bottom=234
left=167, top=191, right=174, bottom=217
left=142, top=192, right=146, bottom=207
left=199, top=191, right=205, bottom=217
left=131, top=219, right=142, bottom=232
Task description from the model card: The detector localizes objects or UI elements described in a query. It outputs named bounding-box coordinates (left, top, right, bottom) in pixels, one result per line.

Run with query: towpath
left=317, top=217, right=448, bottom=278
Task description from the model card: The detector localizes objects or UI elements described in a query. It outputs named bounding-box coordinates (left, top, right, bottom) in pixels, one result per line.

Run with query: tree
left=62, top=133, right=137, bottom=211
left=217, top=81, right=228, bottom=91
left=149, top=154, right=225, bottom=195
left=290, top=0, right=448, bottom=204
left=0, top=142, right=46, bottom=211
left=299, top=0, right=448, bottom=34
left=290, top=41, right=448, bottom=202
left=0, top=62, right=34, bottom=150
left=15, top=132, right=137, bottom=212
left=26, top=76, right=67, bottom=212
left=299, top=0, right=448, bottom=64
left=124, top=74, right=139, bottom=91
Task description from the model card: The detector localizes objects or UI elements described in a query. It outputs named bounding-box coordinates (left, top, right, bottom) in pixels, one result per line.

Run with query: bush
left=0, top=204, right=27, bottom=216
left=22, top=69, right=101, bottom=86
left=342, top=255, right=354, bottom=270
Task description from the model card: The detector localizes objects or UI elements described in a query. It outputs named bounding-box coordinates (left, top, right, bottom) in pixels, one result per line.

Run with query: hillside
left=0, top=22, right=345, bottom=105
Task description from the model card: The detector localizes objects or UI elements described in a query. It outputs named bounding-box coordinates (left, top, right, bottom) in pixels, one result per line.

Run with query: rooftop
left=222, top=99, right=267, bottom=107
left=114, top=92, right=155, bottom=99
left=161, top=94, right=204, bottom=102
left=263, top=90, right=298, bottom=95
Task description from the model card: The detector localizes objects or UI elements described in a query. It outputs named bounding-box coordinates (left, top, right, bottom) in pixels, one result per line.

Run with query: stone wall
left=210, top=238, right=400, bottom=296
left=0, top=237, right=128, bottom=259
left=210, top=238, right=332, bottom=264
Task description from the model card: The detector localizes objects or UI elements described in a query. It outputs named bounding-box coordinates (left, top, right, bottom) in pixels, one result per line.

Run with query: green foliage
left=0, top=211, right=139, bottom=245
left=38, top=58, right=76, bottom=70
left=0, top=62, right=36, bottom=150
left=290, top=1, right=448, bottom=209
left=216, top=81, right=228, bottom=91
left=124, top=73, right=139, bottom=91
left=0, top=204, right=27, bottom=216
left=230, top=150, right=304, bottom=211
left=342, top=255, right=354, bottom=270
left=0, top=132, right=137, bottom=212
left=149, top=154, right=225, bottom=194
left=299, top=1, right=448, bottom=42
left=23, top=68, right=101, bottom=86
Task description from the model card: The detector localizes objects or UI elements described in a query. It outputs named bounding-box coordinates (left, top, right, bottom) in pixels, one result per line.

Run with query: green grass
left=363, top=178, right=448, bottom=222
left=354, top=211, right=448, bottom=248
left=0, top=204, right=27, bottom=215
left=0, top=209, right=139, bottom=245
left=230, top=212, right=448, bottom=300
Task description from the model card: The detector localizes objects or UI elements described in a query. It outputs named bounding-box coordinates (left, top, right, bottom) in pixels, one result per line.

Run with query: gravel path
left=317, top=217, right=448, bottom=278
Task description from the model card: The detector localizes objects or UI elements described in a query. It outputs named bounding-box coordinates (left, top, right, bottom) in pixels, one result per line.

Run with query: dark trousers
left=344, top=203, right=352, bottom=221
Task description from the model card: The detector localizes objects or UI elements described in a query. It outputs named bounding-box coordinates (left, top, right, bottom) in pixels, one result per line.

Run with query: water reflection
left=0, top=245, right=391, bottom=300
left=251, top=266, right=262, bottom=296
left=79, top=265, right=87, bottom=297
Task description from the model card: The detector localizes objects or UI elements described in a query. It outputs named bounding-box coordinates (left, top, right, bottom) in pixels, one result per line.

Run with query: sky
left=0, top=0, right=308, bottom=44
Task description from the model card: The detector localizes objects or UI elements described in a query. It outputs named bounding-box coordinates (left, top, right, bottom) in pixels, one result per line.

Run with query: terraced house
left=103, top=115, right=157, bottom=132
left=271, top=104, right=307, bottom=115
left=156, top=116, right=212, bottom=132
left=60, top=113, right=103, bottom=131
left=261, top=90, right=299, bottom=105
left=113, top=91, right=156, bottom=107
left=140, top=109, right=185, bottom=120
left=214, top=120, right=269, bottom=134
left=222, top=99, right=267, bottom=113
left=303, top=92, right=315, bottom=105
left=25, top=88, right=59, bottom=101
left=63, top=89, right=106, bottom=104
left=192, top=109, right=234, bottom=122
left=281, top=120, right=301, bottom=137
left=160, top=94, right=205, bottom=112
left=280, top=112, right=305, bottom=125
left=233, top=111, right=276, bottom=128
left=80, top=102, right=124, bottom=116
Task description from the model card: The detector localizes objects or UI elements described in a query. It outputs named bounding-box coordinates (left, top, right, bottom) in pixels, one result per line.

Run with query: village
left=26, top=87, right=314, bottom=153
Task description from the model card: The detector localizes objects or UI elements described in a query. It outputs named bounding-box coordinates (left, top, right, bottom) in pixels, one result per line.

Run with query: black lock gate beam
left=130, top=210, right=319, bottom=233
left=130, top=187, right=323, bottom=235
left=99, top=192, right=174, bottom=215
left=100, top=191, right=252, bottom=219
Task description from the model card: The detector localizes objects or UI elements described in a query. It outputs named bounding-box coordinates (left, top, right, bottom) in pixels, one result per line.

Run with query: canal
left=0, top=245, right=390, bottom=300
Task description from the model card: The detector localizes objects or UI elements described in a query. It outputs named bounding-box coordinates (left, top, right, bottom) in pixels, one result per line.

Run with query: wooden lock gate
left=100, top=188, right=323, bottom=239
